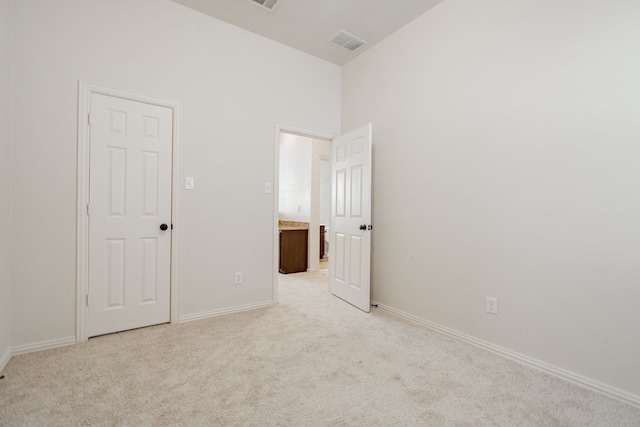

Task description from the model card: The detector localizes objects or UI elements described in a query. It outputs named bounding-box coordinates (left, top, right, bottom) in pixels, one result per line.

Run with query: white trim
left=76, top=82, right=182, bottom=342
left=273, top=124, right=335, bottom=304
left=11, top=336, right=77, bottom=357
left=76, top=82, right=90, bottom=342
left=178, top=301, right=274, bottom=323
left=0, top=347, right=10, bottom=372
left=169, top=95, right=182, bottom=326
left=373, top=301, right=640, bottom=409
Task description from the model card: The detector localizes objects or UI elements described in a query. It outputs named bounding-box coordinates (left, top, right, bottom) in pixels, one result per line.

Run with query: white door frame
left=76, top=82, right=182, bottom=342
left=272, top=124, right=335, bottom=304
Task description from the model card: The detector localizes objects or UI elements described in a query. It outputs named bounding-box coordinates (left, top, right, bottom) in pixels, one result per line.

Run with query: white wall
left=0, top=0, right=11, bottom=367
left=10, top=0, right=340, bottom=346
left=319, top=160, right=331, bottom=228
left=309, top=138, right=331, bottom=269
left=343, top=0, right=640, bottom=397
left=279, top=134, right=312, bottom=223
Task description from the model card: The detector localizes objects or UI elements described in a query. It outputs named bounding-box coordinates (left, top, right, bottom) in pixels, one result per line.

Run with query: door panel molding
left=76, top=82, right=182, bottom=342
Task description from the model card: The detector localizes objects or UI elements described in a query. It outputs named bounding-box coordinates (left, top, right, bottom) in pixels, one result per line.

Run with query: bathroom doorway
left=277, top=131, right=331, bottom=272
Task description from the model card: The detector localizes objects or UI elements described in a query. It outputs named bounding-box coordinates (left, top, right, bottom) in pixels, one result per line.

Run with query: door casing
left=76, top=82, right=182, bottom=342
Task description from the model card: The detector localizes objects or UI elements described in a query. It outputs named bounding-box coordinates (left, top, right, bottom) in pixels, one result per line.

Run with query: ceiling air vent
left=329, top=30, right=367, bottom=52
left=246, top=0, right=280, bottom=12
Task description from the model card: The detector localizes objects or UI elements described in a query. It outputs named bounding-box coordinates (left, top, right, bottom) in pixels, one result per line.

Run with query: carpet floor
left=1, top=270, right=639, bottom=426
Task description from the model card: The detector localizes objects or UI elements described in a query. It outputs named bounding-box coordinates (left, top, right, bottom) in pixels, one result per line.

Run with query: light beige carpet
left=1, top=270, right=639, bottom=426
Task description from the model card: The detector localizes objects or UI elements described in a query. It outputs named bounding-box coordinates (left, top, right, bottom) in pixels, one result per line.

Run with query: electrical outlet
left=486, top=296, right=498, bottom=315
left=234, top=272, right=243, bottom=285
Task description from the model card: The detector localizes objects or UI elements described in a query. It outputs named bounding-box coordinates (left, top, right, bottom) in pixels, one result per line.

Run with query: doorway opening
left=273, top=125, right=334, bottom=303
left=272, top=123, right=373, bottom=312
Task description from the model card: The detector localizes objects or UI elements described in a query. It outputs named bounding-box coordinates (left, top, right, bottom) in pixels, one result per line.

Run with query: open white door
left=329, top=123, right=372, bottom=312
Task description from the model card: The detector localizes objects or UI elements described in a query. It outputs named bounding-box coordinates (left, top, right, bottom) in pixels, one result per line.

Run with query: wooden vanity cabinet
left=319, top=225, right=325, bottom=259
left=279, top=229, right=308, bottom=274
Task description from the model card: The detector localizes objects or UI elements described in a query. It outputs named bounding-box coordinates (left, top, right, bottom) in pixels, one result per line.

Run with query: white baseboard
left=372, top=301, right=640, bottom=409
left=178, top=300, right=274, bottom=323
left=0, top=347, right=10, bottom=372
left=11, top=336, right=77, bottom=357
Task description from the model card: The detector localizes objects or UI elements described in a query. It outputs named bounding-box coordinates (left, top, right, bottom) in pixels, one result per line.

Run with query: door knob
left=359, top=224, right=366, bottom=230
left=160, top=224, right=168, bottom=231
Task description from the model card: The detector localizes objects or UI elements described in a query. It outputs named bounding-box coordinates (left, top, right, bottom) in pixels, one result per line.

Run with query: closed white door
left=88, top=93, right=173, bottom=337
left=329, top=123, right=372, bottom=312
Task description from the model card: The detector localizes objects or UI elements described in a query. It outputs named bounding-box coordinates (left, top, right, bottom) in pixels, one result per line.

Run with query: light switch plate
left=486, top=296, right=498, bottom=315
left=185, top=176, right=194, bottom=190
left=264, top=182, right=272, bottom=194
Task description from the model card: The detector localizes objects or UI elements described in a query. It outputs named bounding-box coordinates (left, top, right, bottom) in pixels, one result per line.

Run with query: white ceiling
left=170, top=0, right=444, bottom=65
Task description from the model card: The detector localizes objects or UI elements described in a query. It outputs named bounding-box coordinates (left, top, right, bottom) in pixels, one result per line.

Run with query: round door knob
left=160, top=224, right=168, bottom=231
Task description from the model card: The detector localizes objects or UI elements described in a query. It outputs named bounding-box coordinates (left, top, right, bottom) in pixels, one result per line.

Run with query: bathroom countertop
left=278, top=221, right=309, bottom=231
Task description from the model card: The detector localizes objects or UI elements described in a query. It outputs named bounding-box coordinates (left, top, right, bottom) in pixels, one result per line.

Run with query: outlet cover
left=234, top=272, right=243, bottom=285
left=486, top=296, right=498, bottom=315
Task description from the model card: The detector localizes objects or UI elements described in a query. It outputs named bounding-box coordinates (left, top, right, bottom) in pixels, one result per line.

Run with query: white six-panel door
left=88, top=93, right=173, bottom=337
left=329, top=123, right=372, bottom=312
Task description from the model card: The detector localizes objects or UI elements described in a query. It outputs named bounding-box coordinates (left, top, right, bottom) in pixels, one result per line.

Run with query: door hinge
left=88, top=112, right=92, bottom=126
left=86, top=203, right=90, bottom=216
left=86, top=294, right=89, bottom=307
